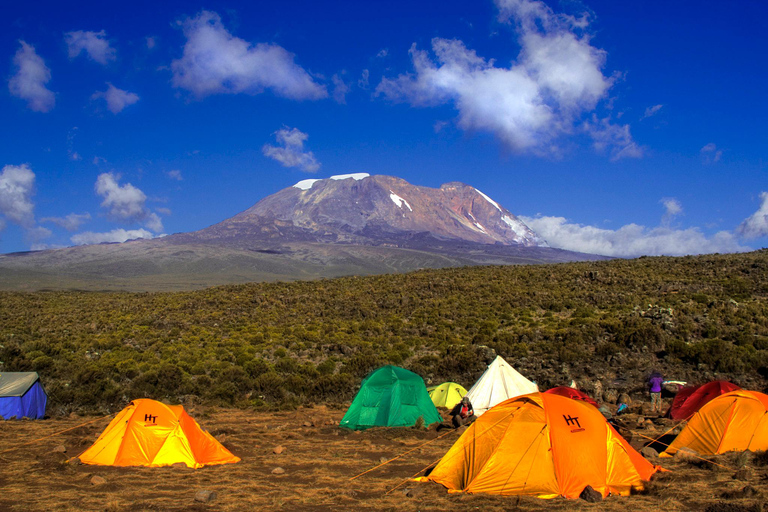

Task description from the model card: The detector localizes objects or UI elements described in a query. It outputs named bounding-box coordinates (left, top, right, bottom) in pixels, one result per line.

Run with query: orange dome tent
left=661, top=390, right=768, bottom=457
left=418, top=393, right=658, bottom=498
left=78, top=399, right=240, bottom=468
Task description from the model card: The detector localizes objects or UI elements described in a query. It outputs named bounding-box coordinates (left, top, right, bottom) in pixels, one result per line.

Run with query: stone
left=303, top=421, right=313, bottom=427
left=618, top=393, right=632, bottom=405
left=172, top=462, right=187, bottom=468
left=52, top=445, right=67, bottom=453
left=194, top=490, right=217, bottom=503
left=673, top=447, right=700, bottom=462
left=215, top=433, right=227, bottom=443
left=604, top=389, right=618, bottom=404
left=271, top=467, right=286, bottom=475
left=733, top=467, right=751, bottom=481
left=579, top=485, right=603, bottom=502
left=273, top=445, right=285, bottom=455
left=641, top=446, right=659, bottom=459
left=90, top=475, right=107, bottom=486
left=379, top=457, right=388, bottom=464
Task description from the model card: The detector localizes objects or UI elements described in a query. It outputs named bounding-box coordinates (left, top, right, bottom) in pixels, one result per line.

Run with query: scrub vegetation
left=1, top=250, right=768, bottom=414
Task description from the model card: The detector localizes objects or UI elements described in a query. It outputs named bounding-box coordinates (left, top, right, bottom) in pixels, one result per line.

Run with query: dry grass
left=0, top=407, right=766, bottom=511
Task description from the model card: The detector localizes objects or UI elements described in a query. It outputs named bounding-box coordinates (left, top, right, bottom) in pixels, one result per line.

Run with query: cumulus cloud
left=8, top=41, right=55, bottom=113
left=171, top=11, right=327, bottom=100
left=0, top=164, right=36, bottom=227
left=643, top=104, right=663, bottom=119
left=737, top=192, right=768, bottom=239
left=358, top=69, right=370, bottom=89
left=262, top=127, right=321, bottom=173
left=94, top=173, right=163, bottom=232
left=64, top=30, right=116, bottom=65
left=376, top=0, right=637, bottom=158
left=91, top=83, right=139, bottom=114
left=701, top=142, right=722, bottom=163
left=521, top=215, right=748, bottom=257
left=41, top=212, right=91, bottom=231
left=71, top=228, right=157, bottom=246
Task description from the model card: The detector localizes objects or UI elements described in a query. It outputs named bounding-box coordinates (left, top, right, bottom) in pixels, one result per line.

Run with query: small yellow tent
left=428, top=382, right=467, bottom=409
left=419, top=393, right=658, bottom=498
left=78, top=399, right=240, bottom=468
left=661, top=389, right=768, bottom=457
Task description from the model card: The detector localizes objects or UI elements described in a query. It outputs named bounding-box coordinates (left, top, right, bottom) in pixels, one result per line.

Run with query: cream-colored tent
left=465, top=355, right=538, bottom=416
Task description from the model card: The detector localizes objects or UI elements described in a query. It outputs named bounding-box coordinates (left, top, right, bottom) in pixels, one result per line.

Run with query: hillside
left=1, top=250, right=767, bottom=414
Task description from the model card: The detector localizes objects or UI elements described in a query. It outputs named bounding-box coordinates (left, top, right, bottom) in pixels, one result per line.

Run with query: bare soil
left=0, top=405, right=766, bottom=511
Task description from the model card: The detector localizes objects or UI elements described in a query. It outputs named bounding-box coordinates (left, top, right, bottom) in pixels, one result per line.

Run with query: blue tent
left=0, top=372, right=47, bottom=419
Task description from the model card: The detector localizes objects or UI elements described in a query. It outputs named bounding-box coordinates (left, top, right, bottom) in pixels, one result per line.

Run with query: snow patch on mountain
left=294, top=179, right=320, bottom=190
left=389, top=191, right=412, bottom=211
left=476, top=189, right=502, bottom=212
left=294, top=173, right=370, bottom=190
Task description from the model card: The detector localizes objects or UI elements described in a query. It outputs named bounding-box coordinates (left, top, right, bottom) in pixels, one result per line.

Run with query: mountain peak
left=224, top=174, right=547, bottom=247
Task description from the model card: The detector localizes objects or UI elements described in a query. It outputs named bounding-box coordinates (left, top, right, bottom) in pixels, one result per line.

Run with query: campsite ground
left=0, top=405, right=764, bottom=512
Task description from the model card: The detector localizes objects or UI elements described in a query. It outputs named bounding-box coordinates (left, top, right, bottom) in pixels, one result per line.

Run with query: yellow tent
left=418, top=393, right=658, bottom=498
left=78, top=399, right=240, bottom=468
left=428, top=382, right=467, bottom=409
left=661, top=389, right=768, bottom=457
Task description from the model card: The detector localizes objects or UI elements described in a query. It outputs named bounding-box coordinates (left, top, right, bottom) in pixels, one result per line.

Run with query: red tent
left=544, top=386, right=599, bottom=408
left=667, top=380, right=741, bottom=420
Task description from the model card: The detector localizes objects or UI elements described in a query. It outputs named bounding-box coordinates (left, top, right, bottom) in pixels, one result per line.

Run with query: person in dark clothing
left=451, top=396, right=475, bottom=428
left=648, top=371, right=664, bottom=413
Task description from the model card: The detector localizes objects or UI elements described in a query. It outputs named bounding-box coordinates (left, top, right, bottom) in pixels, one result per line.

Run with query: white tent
left=465, top=355, right=538, bottom=416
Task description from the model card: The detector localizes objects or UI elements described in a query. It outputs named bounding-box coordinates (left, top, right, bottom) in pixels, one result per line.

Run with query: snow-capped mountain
left=190, top=174, right=548, bottom=247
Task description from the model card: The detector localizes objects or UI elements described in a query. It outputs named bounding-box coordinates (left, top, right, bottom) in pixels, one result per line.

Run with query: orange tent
left=661, top=390, right=768, bottom=457
left=418, top=393, right=658, bottom=498
left=78, top=399, right=240, bottom=468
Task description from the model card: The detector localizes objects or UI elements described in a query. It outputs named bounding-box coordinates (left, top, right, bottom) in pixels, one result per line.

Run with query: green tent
left=340, top=366, right=441, bottom=430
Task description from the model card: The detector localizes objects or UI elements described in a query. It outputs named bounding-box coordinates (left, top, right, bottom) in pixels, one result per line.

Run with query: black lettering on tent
left=563, top=414, right=581, bottom=428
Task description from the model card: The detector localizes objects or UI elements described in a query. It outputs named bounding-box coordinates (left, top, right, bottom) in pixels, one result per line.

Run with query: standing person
left=648, top=371, right=664, bottom=414
left=451, top=396, right=475, bottom=428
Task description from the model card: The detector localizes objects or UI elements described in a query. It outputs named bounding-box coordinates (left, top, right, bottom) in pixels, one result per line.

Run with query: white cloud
left=91, top=83, right=139, bottom=114
left=701, top=142, right=722, bottom=163
left=171, top=11, right=327, bottom=100
left=376, top=0, right=637, bottom=158
left=737, top=192, right=768, bottom=239
left=156, top=207, right=172, bottom=216
left=584, top=115, right=643, bottom=160
left=358, top=69, right=370, bottom=89
left=64, top=30, right=116, bottom=65
left=0, top=164, right=36, bottom=227
left=94, top=173, right=163, bottom=232
left=70, top=228, right=156, bottom=246
left=332, top=74, right=350, bottom=104
left=165, top=169, right=183, bottom=181
left=41, top=212, right=91, bottom=231
left=24, top=226, right=52, bottom=245
left=660, top=197, right=682, bottom=227
left=262, top=127, right=321, bottom=173
left=377, top=49, right=389, bottom=58
left=8, top=41, right=55, bottom=113
left=522, top=215, right=749, bottom=257
left=146, top=37, right=156, bottom=50
left=643, top=104, right=663, bottom=119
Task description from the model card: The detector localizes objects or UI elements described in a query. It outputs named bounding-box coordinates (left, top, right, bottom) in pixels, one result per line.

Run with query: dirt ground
left=0, top=405, right=766, bottom=512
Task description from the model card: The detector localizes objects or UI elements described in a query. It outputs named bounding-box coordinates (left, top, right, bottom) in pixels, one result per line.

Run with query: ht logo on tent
left=144, top=413, right=158, bottom=424
left=563, top=414, right=584, bottom=432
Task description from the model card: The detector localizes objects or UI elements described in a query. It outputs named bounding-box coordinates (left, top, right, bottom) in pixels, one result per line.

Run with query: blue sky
left=1, top=0, right=766, bottom=256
